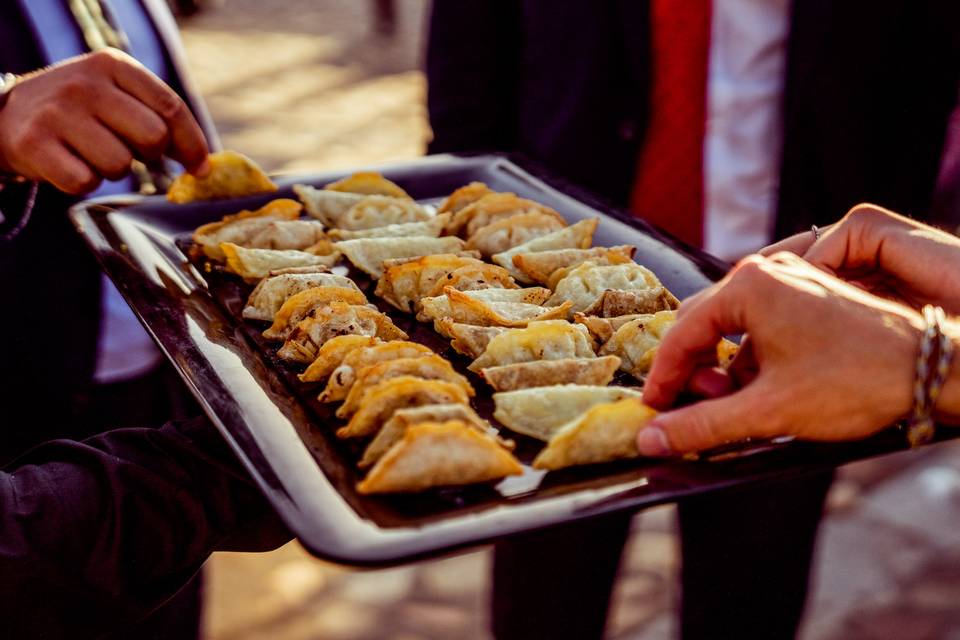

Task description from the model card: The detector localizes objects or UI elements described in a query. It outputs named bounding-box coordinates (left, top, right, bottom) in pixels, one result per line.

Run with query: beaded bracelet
left=906, top=305, right=954, bottom=447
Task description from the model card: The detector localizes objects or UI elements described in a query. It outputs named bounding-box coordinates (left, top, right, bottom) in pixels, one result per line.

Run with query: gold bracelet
left=906, top=305, right=954, bottom=447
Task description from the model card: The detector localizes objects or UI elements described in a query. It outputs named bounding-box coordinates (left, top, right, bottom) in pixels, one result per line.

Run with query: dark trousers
left=492, top=470, right=835, bottom=640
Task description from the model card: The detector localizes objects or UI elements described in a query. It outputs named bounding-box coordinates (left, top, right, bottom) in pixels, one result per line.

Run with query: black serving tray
left=69, top=153, right=951, bottom=566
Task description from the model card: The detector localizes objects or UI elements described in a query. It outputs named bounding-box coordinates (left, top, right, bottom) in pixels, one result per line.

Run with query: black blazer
left=426, top=0, right=960, bottom=238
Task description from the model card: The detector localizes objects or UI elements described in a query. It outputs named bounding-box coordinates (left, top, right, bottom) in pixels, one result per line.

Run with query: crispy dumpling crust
left=336, top=236, right=466, bottom=279
left=242, top=272, right=360, bottom=321
left=336, top=195, right=432, bottom=231
left=278, top=303, right=408, bottom=364
left=323, top=171, right=412, bottom=199
left=192, top=199, right=304, bottom=261
left=262, top=286, right=369, bottom=341
left=337, top=377, right=471, bottom=439
left=480, top=355, right=621, bottom=392
left=435, top=320, right=508, bottom=358
left=573, top=313, right=646, bottom=345
left=424, top=263, right=518, bottom=297
left=298, top=335, right=383, bottom=383
left=294, top=183, right=366, bottom=226
left=167, top=151, right=277, bottom=203
left=438, top=288, right=573, bottom=327
left=465, top=211, right=566, bottom=257
left=491, top=218, right=599, bottom=278
left=327, top=214, right=450, bottom=240
left=221, top=243, right=342, bottom=283
left=469, top=320, right=596, bottom=372
left=511, top=245, right=635, bottom=287
left=417, top=287, right=554, bottom=324
left=546, top=261, right=663, bottom=314
left=533, top=398, right=658, bottom=470
left=447, top=192, right=562, bottom=238
left=437, top=182, right=495, bottom=215
left=581, top=287, right=680, bottom=317
left=375, top=254, right=486, bottom=312
left=598, top=310, right=676, bottom=378
left=318, top=341, right=435, bottom=402
left=357, top=420, right=523, bottom=494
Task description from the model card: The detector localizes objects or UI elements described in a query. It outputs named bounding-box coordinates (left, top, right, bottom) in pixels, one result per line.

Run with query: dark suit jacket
left=426, top=0, right=960, bottom=238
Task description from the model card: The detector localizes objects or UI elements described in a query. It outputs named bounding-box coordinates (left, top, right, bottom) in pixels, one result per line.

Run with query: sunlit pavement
left=178, top=2, right=960, bottom=637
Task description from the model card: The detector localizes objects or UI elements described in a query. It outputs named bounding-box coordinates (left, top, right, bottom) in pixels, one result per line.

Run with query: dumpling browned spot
left=220, top=243, right=341, bottom=283
left=298, top=335, right=383, bottom=383
left=337, top=377, right=470, bottom=439
left=437, top=182, right=495, bottom=215
left=581, top=287, right=680, bottom=318
left=511, top=245, right=635, bottom=287
left=242, top=272, right=360, bottom=322
left=262, top=286, right=369, bottom=341
left=167, top=150, right=277, bottom=203
left=336, top=236, right=466, bottom=279
left=277, top=302, right=407, bottom=364
left=437, top=288, right=573, bottom=327
left=465, top=211, right=566, bottom=258
left=597, top=310, right=676, bottom=379
left=424, top=263, right=519, bottom=298
left=446, top=192, right=561, bottom=238
left=546, top=261, right=663, bottom=314
left=318, top=341, right=435, bottom=402
left=417, top=287, right=553, bottom=324
left=435, top=320, right=508, bottom=358
left=480, top=355, right=621, bottom=392
left=468, top=320, right=596, bottom=372
left=323, top=171, right=412, bottom=199
left=375, top=254, right=486, bottom=313
left=192, top=198, right=304, bottom=261
left=492, top=219, right=599, bottom=280
left=573, top=313, right=646, bottom=345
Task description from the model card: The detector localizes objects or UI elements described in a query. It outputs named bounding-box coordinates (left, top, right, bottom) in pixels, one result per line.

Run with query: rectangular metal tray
left=70, top=153, right=946, bottom=566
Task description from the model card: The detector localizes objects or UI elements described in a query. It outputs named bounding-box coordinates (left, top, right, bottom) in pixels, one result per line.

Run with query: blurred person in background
left=427, top=1, right=960, bottom=638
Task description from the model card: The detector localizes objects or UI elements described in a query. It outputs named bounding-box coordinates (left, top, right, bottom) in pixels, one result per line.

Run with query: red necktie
left=630, top=0, right=712, bottom=248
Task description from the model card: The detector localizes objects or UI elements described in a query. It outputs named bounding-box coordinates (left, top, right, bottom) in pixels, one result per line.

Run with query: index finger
left=108, top=55, right=210, bottom=175
left=758, top=224, right=833, bottom=257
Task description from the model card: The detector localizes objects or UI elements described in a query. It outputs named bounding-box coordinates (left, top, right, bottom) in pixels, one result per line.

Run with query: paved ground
left=176, top=2, right=960, bottom=638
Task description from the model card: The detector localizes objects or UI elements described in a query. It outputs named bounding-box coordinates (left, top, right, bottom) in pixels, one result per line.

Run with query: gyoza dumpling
left=581, top=287, right=680, bottom=317
left=434, top=320, right=508, bottom=358
left=298, top=335, right=383, bottom=383
left=294, top=183, right=366, bottom=226
left=359, top=403, right=504, bottom=469
left=357, top=420, right=523, bottom=494
left=327, top=214, right=450, bottom=240
left=375, top=254, right=486, bottom=312
left=336, top=236, right=466, bottom=279
left=245, top=219, right=327, bottom=251
left=337, top=377, right=471, bottom=439
left=573, top=313, right=646, bottom=344
left=437, top=182, right=495, bottom=215
left=324, top=171, right=412, bottom=199
left=547, top=262, right=664, bottom=314
left=465, top=211, right=566, bottom=258
left=511, top=245, right=635, bottom=286
left=242, top=272, right=360, bottom=321
left=469, top=321, right=596, bottom=372
left=424, top=263, right=519, bottom=297
left=192, top=199, right=304, bottom=260
left=533, top=398, right=658, bottom=470
left=336, top=354, right=475, bottom=418
left=598, top=310, right=676, bottom=378
left=492, top=218, right=599, bottom=280
left=336, top=196, right=433, bottom=231
left=480, top=355, right=621, bottom=392
left=428, top=288, right=572, bottom=327
left=493, top=385, right=644, bottom=441
left=417, top=287, right=554, bottom=323
left=221, top=243, right=342, bottom=282
left=262, top=286, right=369, bottom=341
left=318, top=341, right=435, bottom=401
left=447, top=192, right=562, bottom=237
left=167, top=150, right=277, bottom=203
left=278, top=303, right=408, bottom=364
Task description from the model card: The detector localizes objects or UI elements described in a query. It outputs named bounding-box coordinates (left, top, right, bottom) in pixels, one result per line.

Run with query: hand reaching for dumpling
left=0, top=49, right=209, bottom=194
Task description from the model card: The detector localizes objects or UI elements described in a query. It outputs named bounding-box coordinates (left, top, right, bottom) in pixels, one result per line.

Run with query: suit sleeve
left=425, top=0, right=522, bottom=154
left=0, top=416, right=290, bottom=638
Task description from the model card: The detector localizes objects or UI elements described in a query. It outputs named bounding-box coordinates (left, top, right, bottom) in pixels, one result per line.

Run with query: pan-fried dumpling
left=480, top=355, right=621, bottom=392
left=511, top=245, right=635, bottom=286
left=262, top=286, right=369, bottom=341
left=220, top=243, right=342, bottom=282
left=493, top=385, right=644, bottom=441
left=192, top=199, right=304, bottom=260
left=533, top=398, right=658, bottom=470
left=245, top=219, right=327, bottom=251
left=447, top=192, right=562, bottom=237
left=337, top=377, right=471, bottom=439
left=598, top=310, right=676, bottom=378
left=317, top=341, right=435, bottom=401
left=417, top=287, right=553, bottom=323
left=573, top=313, right=646, bottom=345
left=298, top=335, right=383, bottom=383
left=469, top=321, right=595, bottom=372
left=424, top=288, right=573, bottom=327
left=492, top=219, right=599, bottom=279
left=359, top=403, right=506, bottom=469
left=465, top=211, right=566, bottom=257
left=581, top=287, right=680, bottom=317
left=336, top=196, right=433, bottom=231
left=278, top=303, right=408, bottom=364
left=265, top=265, right=331, bottom=277
left=242, top=272, right=360, bottom=321
left=327, top=214, right=450, bottom=240
left=437, top=182, right=495, bottom=215
left=718, top=338, right=739, bottom=368
left=375, top=254, right=486, bottom=312
left=547, top=262, right=663, bottom=314
left=167, top=150, right=277, bottom=203
left=336, top=355, right=475, bottom=418
left=324, top=171, right=412, bottom=199
left=424, top=263, right=519, bottom=297
left=435, top=320, right=508, bottom=358
left=357, top=420, right=523, bottom=494
left=336, top=236, right=466, bottom=279
left=294, top=183, right=366, bottom=226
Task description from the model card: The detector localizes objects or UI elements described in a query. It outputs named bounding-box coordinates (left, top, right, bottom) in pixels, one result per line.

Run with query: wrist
left=0, top=73, right=20, bottom=176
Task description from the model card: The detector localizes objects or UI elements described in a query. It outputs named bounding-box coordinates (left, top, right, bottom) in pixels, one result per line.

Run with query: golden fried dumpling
left=465, top=211, right=566, bottom=258
left=573, top=313, right=646, bottom=345
left=533, top=398, right=658, bottom=470
left=278, top=303, right=408, bottom=364
left=220, top=243, right=341, bottom=283
left=242, top=272, right=360, bottom=321
left=245, top=219, right=327, bottom=251
left=318, top=341, right=435, bottom=401
left=511, top=245, right=635, bottom=287
left=324, top=171, right=412, bottom=199
left=581, top=287, right=680, bottom=317
left=447, top=193, right=562, bottom=238
left=336, top=236, right=466, bottom=279
left=336, top=196, right=433, bottom=231
left=336, top=354, right=475, bottom=418
left=337, top=377, right=471, bottom=439
left=262, top=286, right=369, bottom=341
left=375, top=254, right=486, bottom=312
left=717, top=338, right=739, bottom=368
left=480, top=355, right=621, bottom=392
left=357, top=420, right=523, bottom=494
left=437, top=182, right=495, bottom=215
left=359, top=403, right=504, bottom=469
left=192, top=199, right=304, bottom=261
left=598, top=310, right=676, bottom=379
left=492, top=219, right=599, bottom=279
left=416, top=287, right=553, bottom=323
left=546, top=262, right=663, bottom=314
left=424, top=263, right=519, bottom=297
left=469, top=320, right=596, bottom=372
left=426, top=288, right=573, bottom=327
left=298, top=335, right=383, bottom=383
left=327, top=214, right=450, bottom=240
left=294, top=183, right=366, bottom=226
left=167, top=151, right=278, bottom=203
left=493, top=385, right=644, bottom=441
left=435, top=320, right=508, bottom=358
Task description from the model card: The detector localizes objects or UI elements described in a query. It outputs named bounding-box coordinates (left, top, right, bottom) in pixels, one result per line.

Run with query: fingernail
left=637, top=424, right=673, bottom=457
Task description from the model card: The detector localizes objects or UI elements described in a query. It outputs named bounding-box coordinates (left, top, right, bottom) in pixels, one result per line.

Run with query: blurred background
left=173, top=1, right=960, bottom=638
